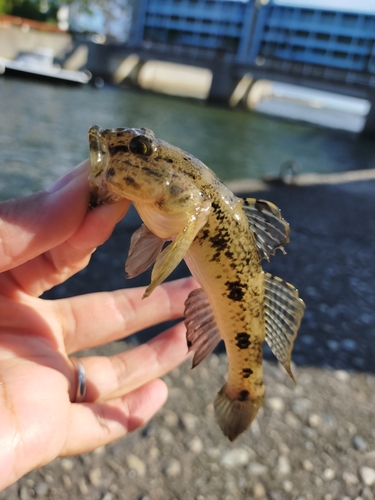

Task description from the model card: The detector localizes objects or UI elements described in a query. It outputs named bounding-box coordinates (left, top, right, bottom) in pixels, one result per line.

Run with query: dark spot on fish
left=94, top=171, right=102, bottom=178
left=225, top=280, right=247, bottom=301
left=235, top=332, right=251, bottom=349
left=242, top=368, right=253, bottom=379
left=211, top=202, right=220, bottom=212
left=245, top=257, right=250, bottom=265
left=225, top=250, right=233, bottom=259
left=166, top=158, right=174, bottom=163
left=123, top=176, right=140, bottom=189
left=210, top=251, right=221, bottom=263
left=106, top=166, right=115, bottom=178
left=183, top=157, right=191, bottom=161
left=155, top=198, right=165, bottom=209
left=142, top=166, right=163, bottom=178
left=238, top=390, right=249, bottom=401
left=109, top=145, right=129, bottom=155
left=200, top=229, right=210, bottom=240
left=169, top=184, right=184, bottom=196
left=209, top=233, right=228, bottom=252
left=216, top=275, right=222, bottom=279
left=230, top=262, right=236, bottom=270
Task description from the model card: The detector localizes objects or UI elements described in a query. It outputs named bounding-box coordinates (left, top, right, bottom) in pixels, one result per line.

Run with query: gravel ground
left=1, top=179, right=375, bottom=500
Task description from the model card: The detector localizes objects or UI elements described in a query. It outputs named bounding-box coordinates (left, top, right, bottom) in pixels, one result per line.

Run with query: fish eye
left=129, top=136, right=154, bottom=156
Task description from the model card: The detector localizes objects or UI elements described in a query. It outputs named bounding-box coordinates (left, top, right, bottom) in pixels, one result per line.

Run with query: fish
left=88, top=124, right=305, bottom=441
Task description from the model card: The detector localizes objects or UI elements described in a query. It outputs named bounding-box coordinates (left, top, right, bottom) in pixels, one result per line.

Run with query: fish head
left=88, top=125, right=181, bottom=206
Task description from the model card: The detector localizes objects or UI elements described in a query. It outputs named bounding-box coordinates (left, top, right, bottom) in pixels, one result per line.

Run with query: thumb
left=0, top=160, right=90, bottom=273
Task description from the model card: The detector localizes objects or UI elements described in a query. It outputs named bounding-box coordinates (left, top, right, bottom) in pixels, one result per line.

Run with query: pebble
left=188, top=436, right=204, bottom=454
left=277, top=456, right=291, bottom=475
left=285, top=412, right=301, bottom=429
left=323, top=468, right=335, bottom=480
left=158, top=428, right=174, bottom=444
left=62, top=475, right=72, bottom=489
left=359, top=466, right=375, bottom=486
left=126, top=454, right=146, bottom=477
left=35, top=482, right=49, bottom=497
left=341, top=339, right=357, bottom=351
left=181, top=412, right=199, bottom=432
left=353, top=435, right=368, bottom=451
left=102, top=494, right=114, bottom=500
left=163, top=458, right=182, bottom=478
left=335, top=370, right=350, bottom=382
left=302, top=459, right=314, bottom=471
left=78, top=478, right=89, bottom=495
left=60, top=458, right=74, bottom=472
left=88, top=467, right=102, bottom=486
left=292, top=398, right=311, bottom=416
left=327, top=340, right=339, bottom=352
left=221, top=449, right=250, bottom=468
left=266, top=397, right=285, bottom=412
left=343, top=471, right=359, bottom=485
left=283, top=480, right=293, bottom=492
left=248, top=462, right=269, bottom=476
left=182, top=375, right=194, bottom=389
left=19, top=486, right=30, bottom=500
left=163, top=410, right=179, bottom=428
left=308, top=413, right=322, bottom=428
left=93, top=445, right=106, bottom=456
left=252, top=482, right=267, bottom=498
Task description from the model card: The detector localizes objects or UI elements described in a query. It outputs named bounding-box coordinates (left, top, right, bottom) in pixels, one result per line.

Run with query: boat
left=0, top=47, right=91, bottom=84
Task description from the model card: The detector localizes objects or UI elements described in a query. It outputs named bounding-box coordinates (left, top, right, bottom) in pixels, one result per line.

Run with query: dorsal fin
left=264, top=273, right=305, bottom=382
left=242, top=198, right=290, bottom=261
left=184, top=288, right=222, bottom=368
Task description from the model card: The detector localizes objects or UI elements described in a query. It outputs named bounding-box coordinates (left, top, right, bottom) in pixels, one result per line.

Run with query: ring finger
left=68, top=321, right=190, bottom=403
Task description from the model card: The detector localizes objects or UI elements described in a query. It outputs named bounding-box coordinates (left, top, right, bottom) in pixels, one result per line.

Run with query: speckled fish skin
left=88, top=125, right=305, bottom=441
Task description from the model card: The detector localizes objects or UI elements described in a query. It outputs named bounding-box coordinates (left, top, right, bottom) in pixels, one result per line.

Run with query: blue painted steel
left=129, top=0, right=375, bottom=76
left=135, top=0, right=255, bottom=58
left=249, top=1, right=375, bottom=74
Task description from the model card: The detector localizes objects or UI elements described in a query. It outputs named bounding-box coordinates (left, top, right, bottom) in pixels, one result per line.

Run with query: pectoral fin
left=264, top=273, right=305, bottom=382
left=143, top=202, right=211, bottom=298
left=242, top=198, right=290, bottom=261
left=125, top=224, right=165, bottom=279
left=184, top=288, right=222, bottom=367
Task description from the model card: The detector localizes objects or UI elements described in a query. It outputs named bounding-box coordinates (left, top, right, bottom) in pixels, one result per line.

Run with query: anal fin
left=184, top=288, right=221, bottom=367
left=264, top=273, right=305, bottom=382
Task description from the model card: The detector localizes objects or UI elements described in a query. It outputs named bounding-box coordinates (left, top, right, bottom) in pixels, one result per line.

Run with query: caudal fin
left=214, top=384, right=264, bottom=441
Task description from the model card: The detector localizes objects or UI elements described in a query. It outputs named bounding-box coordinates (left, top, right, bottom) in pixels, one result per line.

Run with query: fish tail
left=214, top=383, right=264, bottom=441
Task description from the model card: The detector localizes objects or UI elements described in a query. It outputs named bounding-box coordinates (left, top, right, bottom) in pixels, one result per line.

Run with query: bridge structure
left=88, top=0, right=375, bottom=132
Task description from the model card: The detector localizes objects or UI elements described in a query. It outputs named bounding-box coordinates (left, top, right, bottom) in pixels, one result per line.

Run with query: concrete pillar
left=362, top=91, right=375, bottom=136
left=208, top=61, right=237, bottom=103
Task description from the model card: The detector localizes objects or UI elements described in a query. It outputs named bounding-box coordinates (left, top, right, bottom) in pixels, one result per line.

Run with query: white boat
left=0, top=48, right=91, bottom=84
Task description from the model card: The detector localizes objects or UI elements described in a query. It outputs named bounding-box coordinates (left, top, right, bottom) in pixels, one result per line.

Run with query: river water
left=1, top=77, right=375, bottom=201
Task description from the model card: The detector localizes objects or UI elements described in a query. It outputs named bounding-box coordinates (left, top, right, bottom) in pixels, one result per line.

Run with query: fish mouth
left=89, top=125, right=108, bottom=177
left=88, top=125, right=116, bottom=207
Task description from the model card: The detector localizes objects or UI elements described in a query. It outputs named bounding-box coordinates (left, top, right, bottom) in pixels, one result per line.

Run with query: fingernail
left=46, top=160, right=90, bottom=193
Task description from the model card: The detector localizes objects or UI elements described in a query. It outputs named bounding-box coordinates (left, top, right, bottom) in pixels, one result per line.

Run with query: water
left=1, top=77, right=375, bottom=201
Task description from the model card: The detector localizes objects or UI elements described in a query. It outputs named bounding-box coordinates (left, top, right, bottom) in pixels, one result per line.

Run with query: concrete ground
left=1, top=177, right=375, bottom=500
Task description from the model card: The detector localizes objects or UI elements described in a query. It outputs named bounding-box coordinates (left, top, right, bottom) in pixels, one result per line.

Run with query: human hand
left=0, top=160, right=196, bottom=489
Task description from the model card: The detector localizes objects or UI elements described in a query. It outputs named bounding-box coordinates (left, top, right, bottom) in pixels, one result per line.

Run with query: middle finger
left=54, top=277, right=197, bottom=354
